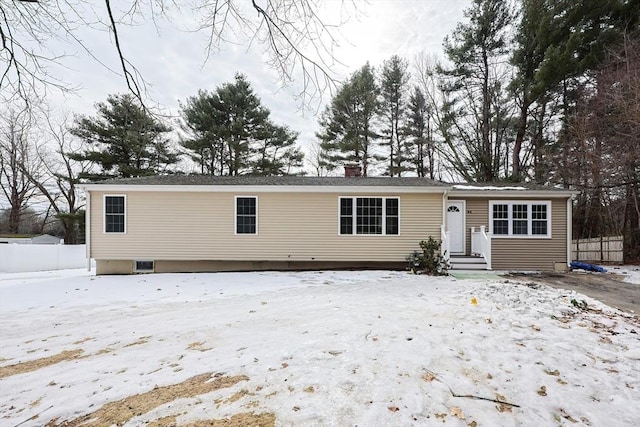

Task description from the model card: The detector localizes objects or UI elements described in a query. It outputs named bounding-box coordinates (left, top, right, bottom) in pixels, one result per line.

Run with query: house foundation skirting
left=95, top=259, right=408, bottom=275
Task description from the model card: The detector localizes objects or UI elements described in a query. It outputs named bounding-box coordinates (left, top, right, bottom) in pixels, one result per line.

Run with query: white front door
left=447, top=201, right=465, bottom=255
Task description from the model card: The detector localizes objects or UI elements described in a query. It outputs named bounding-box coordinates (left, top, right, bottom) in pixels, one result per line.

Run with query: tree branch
left=104, top=0, right=145, bottom=107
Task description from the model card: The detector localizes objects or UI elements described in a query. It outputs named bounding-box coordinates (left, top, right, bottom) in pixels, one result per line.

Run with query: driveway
left=508, top=271, right=639, bottom=314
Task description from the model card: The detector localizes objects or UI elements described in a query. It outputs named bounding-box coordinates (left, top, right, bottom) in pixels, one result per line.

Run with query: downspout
left=442, top=189, right=448, bottom=231
left=85, top=189, right=91, bottom=271
left=441, top=189, right=450, bottom=263
left=566, top=196, right=573, bottom=268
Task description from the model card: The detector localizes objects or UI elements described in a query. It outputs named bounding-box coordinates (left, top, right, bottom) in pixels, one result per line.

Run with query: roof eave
left=449, top=189, right=578, bottom=198
left=80, top=184, right=450, bottom=194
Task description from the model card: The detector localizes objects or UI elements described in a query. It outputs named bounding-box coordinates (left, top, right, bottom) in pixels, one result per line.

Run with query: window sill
left=338, top=234, right=401, bottom=237
left=491, top=235, right=551, bottom=239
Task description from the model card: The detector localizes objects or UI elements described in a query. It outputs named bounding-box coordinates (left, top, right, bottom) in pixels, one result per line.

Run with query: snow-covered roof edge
left=453, top=185, right=528, bottom=191
left=449, top=183, right=577, bottom=197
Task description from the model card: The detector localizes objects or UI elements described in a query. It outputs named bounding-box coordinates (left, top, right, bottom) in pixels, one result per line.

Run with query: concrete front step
left=450, top=263, right=488, bottom=270
left=449, top=256, right=488, bottom=270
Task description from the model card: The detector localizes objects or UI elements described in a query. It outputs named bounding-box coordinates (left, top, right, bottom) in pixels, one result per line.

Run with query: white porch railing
left=441, top=225, right=451, bottom=263
left=470, top=226, right=492, bottom=270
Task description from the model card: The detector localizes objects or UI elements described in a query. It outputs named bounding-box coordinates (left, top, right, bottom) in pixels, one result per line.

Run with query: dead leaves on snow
left=495, top=393, right=513, bottom=413
left=544, top=368, right=561, bottom=376
left=422, top=370, right=437, bottom=382
left=124, top=335, right=152, bottom=347
left=450, top=406, right=465, bottom=419
left=187, top=341, right=212, bottom=352
left=555, top=408, right=579, bottom=424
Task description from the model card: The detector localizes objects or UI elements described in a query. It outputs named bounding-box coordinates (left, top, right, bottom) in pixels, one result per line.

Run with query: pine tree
left=180, top=89, right=227, bottom=174
left=440, top=0, right=513, bottom=182
left=317, top=63, right=379, bottom=176
left=251, top=124, right=304, bottom=176
left=406, top=86, right=436, bottom=179
left=181, top=73, right=303, bottom=176
left=379, top=55, right=410, bottom=176
left=511, top=0, right=640, bottom=181
left=70, top=94, right=178, bottom=180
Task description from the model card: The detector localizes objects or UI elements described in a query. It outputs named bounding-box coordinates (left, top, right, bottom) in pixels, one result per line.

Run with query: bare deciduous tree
left=413, top=53, right=446, bottom=180
left=22, top=112, right=91, bottom=243
left=2, top=0, right=355, bottom=108
left=0, top=106, right=42, bottom=233
left=306, top=140, right=332, bottom=176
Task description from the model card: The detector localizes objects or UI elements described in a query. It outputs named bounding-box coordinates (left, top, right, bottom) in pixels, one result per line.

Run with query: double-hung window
left=104, top=195, right=126, bottom=233
left=489, top=201, right=550, bottom=238
left=236, top=197, right=257, bottom=234
left=339, top=197, right=399, bottom=235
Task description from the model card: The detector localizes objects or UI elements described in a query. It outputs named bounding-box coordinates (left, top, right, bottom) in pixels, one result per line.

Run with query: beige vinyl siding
left=451, top=197, right=568, bottom=270
left=90, top=191, right=443, bottom=262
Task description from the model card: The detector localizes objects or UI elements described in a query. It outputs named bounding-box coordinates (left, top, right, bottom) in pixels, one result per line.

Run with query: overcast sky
left=44, top=0, right=472, bottom=170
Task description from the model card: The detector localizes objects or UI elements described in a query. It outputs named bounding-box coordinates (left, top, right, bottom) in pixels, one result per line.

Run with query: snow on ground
left=0, top=270, right=639, bottom=426
left=608, top=265, right=640, bottom=285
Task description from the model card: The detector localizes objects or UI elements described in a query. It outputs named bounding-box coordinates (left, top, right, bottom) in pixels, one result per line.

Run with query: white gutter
left=78, top=184, right=450, bottom=194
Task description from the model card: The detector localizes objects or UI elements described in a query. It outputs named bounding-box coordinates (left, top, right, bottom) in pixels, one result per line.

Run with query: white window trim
left=489, top=200, right=552, bottom=238
left=235, top=195, right=258, bottom=235
left=103, top=194, right=127, bottom=234
left=338, top=196, right=401, bottom=236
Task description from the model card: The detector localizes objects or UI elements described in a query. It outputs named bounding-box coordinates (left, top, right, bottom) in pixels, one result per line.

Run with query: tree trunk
left=512, top=101, right=529, bottom=180
left=533, top=101, right=547, bottom=184
left=481, top=49, right=492, bottom=182
left=623, top=182, right=640, bottom=262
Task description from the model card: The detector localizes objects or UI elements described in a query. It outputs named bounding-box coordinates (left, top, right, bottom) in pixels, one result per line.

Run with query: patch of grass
left=0, top=349, right=84, bottom=379
left=48, top=373, right=249, bottom=426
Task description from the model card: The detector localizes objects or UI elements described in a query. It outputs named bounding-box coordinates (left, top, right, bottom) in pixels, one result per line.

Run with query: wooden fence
left=571, top=236, right=624, bottom=264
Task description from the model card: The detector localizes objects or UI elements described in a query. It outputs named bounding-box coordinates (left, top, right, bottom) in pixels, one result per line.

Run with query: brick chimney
left=344, top=164, right=362, bottom=177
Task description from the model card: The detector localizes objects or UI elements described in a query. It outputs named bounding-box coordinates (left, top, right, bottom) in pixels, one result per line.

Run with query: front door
left=447, top=201, right=465, bottom=255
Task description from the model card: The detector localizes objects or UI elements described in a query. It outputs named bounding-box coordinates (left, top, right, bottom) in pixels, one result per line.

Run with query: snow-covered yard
left=0, top=269, right=638, bottom=426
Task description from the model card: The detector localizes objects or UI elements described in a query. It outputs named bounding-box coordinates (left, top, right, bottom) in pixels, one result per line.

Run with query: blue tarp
left=570, top=261, right=607, bottom=273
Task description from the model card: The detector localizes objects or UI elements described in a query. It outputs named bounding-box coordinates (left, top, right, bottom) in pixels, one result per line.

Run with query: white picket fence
left=0, top=244, right=87, bottom=273
left=571, top=236, right=623, bottom=264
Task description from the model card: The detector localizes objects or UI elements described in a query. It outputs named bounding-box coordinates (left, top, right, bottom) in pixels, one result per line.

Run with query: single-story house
left=80, top=171, right=576, bottom=275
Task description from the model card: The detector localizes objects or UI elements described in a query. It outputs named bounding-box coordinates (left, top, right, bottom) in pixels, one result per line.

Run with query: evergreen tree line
left=69, top=73, right=305, bottom=181
left=315, top=0, right=639, bottom=260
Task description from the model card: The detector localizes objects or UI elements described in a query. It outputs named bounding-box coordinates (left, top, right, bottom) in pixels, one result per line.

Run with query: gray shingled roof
left=87, top=175, right=573, bottom=193
left=94, top=175, right=449, bottom=187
